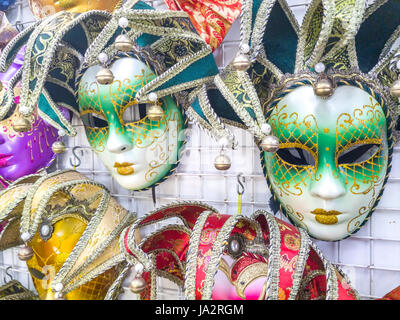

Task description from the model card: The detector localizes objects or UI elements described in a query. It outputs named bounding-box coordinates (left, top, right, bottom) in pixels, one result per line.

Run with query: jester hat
left=0, top=0, right=219, bottom=138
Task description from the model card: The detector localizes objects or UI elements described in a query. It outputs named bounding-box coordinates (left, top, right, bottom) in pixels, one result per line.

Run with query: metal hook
left=3, top=266, right=13, bottom=283
left=237, top=173, right=245, bottom=195
left=152, top=186, right=157, bottom=208
left=69, top=146, right=84, bottom=169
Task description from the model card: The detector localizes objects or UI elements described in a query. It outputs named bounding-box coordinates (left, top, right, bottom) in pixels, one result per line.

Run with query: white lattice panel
left=0, top=0, right=399, bottom=300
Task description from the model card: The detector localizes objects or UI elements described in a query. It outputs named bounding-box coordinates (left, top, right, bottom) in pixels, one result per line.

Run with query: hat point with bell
left=12, top=117, right=32, bottom=133
left=114, top=34, right=134, bottom=52
left=313, top=63, right=334, bottom=99
left=232, top=44, right=251, bottom=72
left=130, top=263, right=146, bottom=294
left=146, top=93, right=164, bottom=121
left=214, top=153, right=232, bottom=170
left=18, top=245, right=34, bottom=261
left=96, top=53, right=114, bottom=85
left=52, top=141, right=66, bottom=154
left=259, top=123, right=280, bottom=153
left=214, top=137, right=232, bottom=170
left=96, top=68, right=114, bottom=85
left=114, top=17, right=134, bottom=53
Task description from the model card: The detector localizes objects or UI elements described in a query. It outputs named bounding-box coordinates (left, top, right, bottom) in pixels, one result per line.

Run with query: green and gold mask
left=193, top=0, right=400, bottom=241
left=3, top=1, right=219, bottom=192
left=78, top=55, right=185, bottom=190
left=262, top=79, right=392, bottom=241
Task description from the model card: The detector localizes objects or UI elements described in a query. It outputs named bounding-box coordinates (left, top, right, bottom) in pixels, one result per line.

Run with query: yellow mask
left=28, top=0, right=121, bottom=19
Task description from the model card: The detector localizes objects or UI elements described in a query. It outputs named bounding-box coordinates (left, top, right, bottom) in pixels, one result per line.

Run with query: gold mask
left=0, top=171, right=136, bottom=300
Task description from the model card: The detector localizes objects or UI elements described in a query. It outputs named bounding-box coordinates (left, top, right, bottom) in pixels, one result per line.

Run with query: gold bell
left=147, top=103, right=164, bottom=121
left=314, top=78, right=334, bottom=98
left=390, top=79, right=400, bottom=98
left=130, top=276, right=146, bottom=294
left=18, top=245, right=34, bottom=261
left=52, top=141, right=66, bottom=154
left=12, top=117, right=31, bottom=133
left=260, top=135, right=280, bottom=153
left=232, top=52, right=251, bottom=71
left=114, top=34, right=134, bottom=52
left=96, top=68, right=114, bottom=85
left=214, top=154, right=231, bottom=171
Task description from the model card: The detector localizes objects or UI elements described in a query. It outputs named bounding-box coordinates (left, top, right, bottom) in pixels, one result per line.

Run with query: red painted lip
left=0, top=154, right=12, bottom=167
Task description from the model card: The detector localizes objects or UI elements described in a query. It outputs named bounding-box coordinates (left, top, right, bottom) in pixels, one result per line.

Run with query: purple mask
left=0, top=48, right=67, bottom=185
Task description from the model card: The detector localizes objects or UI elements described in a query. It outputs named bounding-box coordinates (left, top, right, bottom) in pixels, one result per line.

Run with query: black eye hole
left=122, top=103, right=148, bottom=124
left=276, top=148, right=316, bottom=166
left=81, top=112, right=108, bottom=128
left=338, top=143, right=380, bottom=165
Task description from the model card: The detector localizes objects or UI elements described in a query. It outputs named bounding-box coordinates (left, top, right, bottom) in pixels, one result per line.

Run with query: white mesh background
left=0, top=0, right=399, bottom=300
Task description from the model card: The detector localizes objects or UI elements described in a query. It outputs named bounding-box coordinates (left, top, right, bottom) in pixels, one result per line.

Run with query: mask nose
left=310, top=170, right=346, bottom=201
left=106, top=129, right=133, bottom=154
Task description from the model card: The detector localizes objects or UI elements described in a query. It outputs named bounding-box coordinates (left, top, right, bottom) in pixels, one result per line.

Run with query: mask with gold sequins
left=188, top=0, right=400, bottom=241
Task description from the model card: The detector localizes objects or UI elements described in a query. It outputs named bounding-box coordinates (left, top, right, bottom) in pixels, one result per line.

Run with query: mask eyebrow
left=270, top=111, right=319, bottom=155
left=335, top=108, right=385, bottom=150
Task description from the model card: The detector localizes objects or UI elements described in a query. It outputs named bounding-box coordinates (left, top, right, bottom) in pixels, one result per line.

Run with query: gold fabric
left=28, top=0, right=121, bottom=19
left=0, top=280, right=39, bottom=300
left=27, top=217, right=116, bottom=300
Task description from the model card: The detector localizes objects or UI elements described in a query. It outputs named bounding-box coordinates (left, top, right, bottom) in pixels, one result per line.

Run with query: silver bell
left=232, top=52, right=251, bottom=71
left=18, top=245, right=34, bottom=261
left=114, top=34, right=134, bottom=52
left=214, top=154, right=231, bottom=171
left=96, top=68, right=114, bottom=85
left=130, top=276, right=146, bottom=294
left=260, top=135, right=280, bottom=153
left=390, top=79, right=400, bottom=98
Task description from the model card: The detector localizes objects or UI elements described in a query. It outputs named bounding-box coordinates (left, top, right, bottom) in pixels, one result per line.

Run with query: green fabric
left=44, top=82, right=78, bottom=113
left=356, top=0, right=400, bottom=72
left=262, top=1, right=297, bottom=74
left=38, top=94, right=68, bottom=131
left=136, top=34, right=161, bottom=47
left=156, top=54, right=218, bottom=91
left=191, top=98, right=210, bottom=124
left=251, top=0, right=265, bottom=31
left=62, top=22, right=90, bottom=55
left=132, top=1, right=153, bottom=10
left=207, top=89, right=245, bottom=125
left=2, top=30, right=34, bottom=69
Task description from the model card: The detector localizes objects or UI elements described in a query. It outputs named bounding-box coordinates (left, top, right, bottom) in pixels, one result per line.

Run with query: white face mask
left=263, top=85, right=389, bottom=241
left=78, top=57, right=185, bottom=191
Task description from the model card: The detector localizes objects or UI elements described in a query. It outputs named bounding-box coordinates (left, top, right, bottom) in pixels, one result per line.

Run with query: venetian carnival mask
left=189, top=0, right=400, bottom=241
left=5, top=1, right=218, bottom=191
left=0, top=48, right=66, bottom=186
left=263, top=81, right=390, bottom=240
left=0, top=170, right=135, bottom=300
left=0, top=105, right=62, bottom=184
left=28, top=0, right=121, bottom=18
left=78, top=55, right=185, bottom=190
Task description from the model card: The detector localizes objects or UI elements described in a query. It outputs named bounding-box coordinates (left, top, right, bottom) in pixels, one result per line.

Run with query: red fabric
left=380, top=286, right=400, bottom=300
left=139, top=204, right=210, bottom=229
left=163, top=0, right=242, bottom=50
left=195, top=213, right=230, bottom=299
left=124, top=204, right=360, bottom=300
